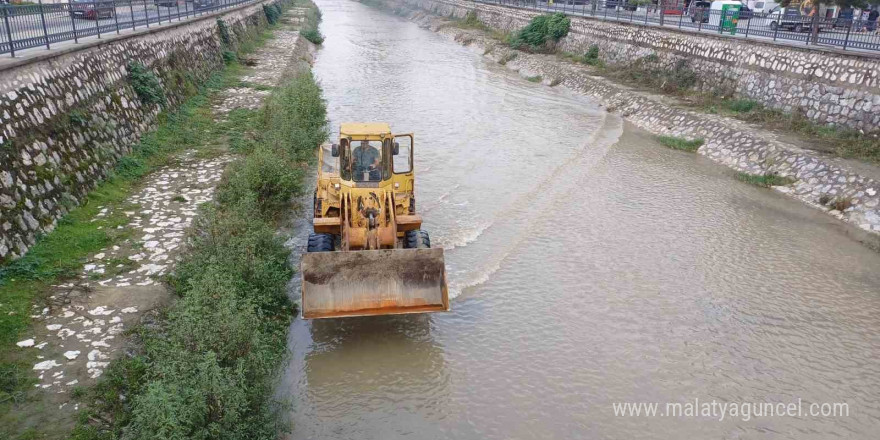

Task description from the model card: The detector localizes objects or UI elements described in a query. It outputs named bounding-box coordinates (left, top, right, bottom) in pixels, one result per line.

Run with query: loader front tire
left=307, top=233, right=335, bottom=252
left=405, top=230, right=431, bottom=249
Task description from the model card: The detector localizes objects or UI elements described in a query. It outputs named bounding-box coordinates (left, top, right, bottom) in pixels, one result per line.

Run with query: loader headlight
left=334, top=183, right=340, bottom=190
left=394, top=182, right=400, bottom=189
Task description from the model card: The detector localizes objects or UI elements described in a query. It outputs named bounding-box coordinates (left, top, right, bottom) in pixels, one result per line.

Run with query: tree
left=779, top=0, right=880, bottom=44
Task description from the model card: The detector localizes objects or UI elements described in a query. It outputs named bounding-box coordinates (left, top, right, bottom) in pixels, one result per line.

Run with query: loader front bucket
left=300, top=248, right=450, bottom=319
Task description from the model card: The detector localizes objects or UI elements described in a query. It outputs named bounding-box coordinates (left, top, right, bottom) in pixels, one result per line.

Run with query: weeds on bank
left=735, top=172, right=796, bottom=187
left=696, top=97, right=880, bottom=165
left=299, top=0, right=325, bottom=44
left=525, top=75, right=542, bottom=83
left=561, top=44, right=603, bottom=67
left=657, top=135, right=704, bottom=152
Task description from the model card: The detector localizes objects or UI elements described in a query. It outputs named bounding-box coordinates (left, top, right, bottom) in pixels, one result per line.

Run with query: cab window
left=350, top=140, right=384, bottom=182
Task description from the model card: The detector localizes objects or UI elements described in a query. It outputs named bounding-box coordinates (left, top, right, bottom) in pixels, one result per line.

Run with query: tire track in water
left=445, top=112, right=624, bottom=298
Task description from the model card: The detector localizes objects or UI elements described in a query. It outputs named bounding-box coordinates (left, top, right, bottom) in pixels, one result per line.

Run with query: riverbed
left=278, top=1, right=880, bottom=438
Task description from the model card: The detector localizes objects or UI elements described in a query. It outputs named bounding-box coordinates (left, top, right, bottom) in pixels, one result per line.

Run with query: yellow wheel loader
left=300, top=123, right=450, bottom=319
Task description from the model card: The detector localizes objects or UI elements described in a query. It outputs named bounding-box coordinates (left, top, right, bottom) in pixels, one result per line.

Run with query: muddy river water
left=278, top=1, right=880, bottom=438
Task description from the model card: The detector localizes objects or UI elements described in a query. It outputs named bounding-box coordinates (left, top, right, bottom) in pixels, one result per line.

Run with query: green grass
left=656, top=135, right=704, bottom=152
left=735, top=172, right=796, bottom=187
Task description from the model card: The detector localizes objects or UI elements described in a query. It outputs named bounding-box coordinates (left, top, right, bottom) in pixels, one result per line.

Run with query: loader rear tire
left=307, top=233, right=335, bottom=252
left=405, top=230, right=431, bottom=249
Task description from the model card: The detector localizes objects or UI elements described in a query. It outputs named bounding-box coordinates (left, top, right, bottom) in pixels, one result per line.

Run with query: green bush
left=510, top=13, right=570, bottom=51
left=127, top=62, right=166, bottom=106
left=264, top=4, right=281, bottom=24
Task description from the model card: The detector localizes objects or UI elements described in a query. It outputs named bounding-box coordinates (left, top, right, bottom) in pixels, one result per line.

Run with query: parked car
left=690, top=0, right=711, bottom=23
left=69, top=0, right=115, bottom=20
left=763, top=6, right=824, bottom=32
left=188, top=0, right=215, bottom=11
left=155, top=0, right=178, bottom=7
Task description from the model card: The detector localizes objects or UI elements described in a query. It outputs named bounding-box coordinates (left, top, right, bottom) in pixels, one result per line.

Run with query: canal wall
left=389, top=0, right=880, bottom=133
left=374, top=0, right=880, bottom=243
left=0, top=0, right=288, bottom=263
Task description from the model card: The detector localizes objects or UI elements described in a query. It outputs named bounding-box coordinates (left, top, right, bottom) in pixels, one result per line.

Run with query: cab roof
left=340, top=122, right=392, bottom=137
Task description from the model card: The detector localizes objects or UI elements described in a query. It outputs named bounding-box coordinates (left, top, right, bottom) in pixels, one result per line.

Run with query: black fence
left=475, top=0, right=880, bottom=52
left=0, top=0, right=260, bottom=57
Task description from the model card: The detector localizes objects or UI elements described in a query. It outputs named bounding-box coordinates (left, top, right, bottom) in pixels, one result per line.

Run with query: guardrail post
left=94, top=1, right=101, bottom=38
left=38, top=0, right=51, bottom=49
left=144, top=0, right=150, bottom=28
left=719, top=9, right=724, bottom=34
left=2, top=6, right=15, bottom=57
left=772, top=17, right=778, bottom=41
left=176, top=0, right=181, bottom=21
left=156, top=2, right=161, bottom=25
left=129, top=0, right=135, bottom=30
left=113, top=0, right=120, bottom=34
left=843, top=18, right=851, bottom=50
left=69, top=0, right=79, bottom=43
left=744, top=9, right=751, bottom=38
left=678, top=6, right=683, bottom=28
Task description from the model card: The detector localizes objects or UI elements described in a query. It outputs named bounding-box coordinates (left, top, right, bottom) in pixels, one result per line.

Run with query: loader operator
left=353, top=140, right=381, bottom=181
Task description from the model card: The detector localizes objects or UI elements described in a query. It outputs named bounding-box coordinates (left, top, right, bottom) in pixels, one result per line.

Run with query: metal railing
left=0, top=0, right=260, bottom=57
left=475, top=0, right=880, bottom=53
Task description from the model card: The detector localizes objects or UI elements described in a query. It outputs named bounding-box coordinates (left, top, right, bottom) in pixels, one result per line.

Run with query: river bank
left=366, top=0, right=880, bottom=250
left=1, top=2, right=327, bottom=438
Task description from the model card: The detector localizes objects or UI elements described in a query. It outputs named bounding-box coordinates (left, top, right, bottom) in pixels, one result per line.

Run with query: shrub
left=302, top=28, right=324, bottom=45
left=510, top=13, right=570, bottom=51
left=127, top=62, right=166, bottom=106
left=263, top=4, right=281, bottom=24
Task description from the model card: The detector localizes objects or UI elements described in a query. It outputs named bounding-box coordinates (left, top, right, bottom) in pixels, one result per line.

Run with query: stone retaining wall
left=394, top=0, right=880, bottom=133
left=0, top=0, right=286, bottom=263
left=377, top=0, right=880, bottom=242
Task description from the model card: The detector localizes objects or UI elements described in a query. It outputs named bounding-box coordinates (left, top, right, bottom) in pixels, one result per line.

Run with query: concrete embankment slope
left=0, top=0, right=286, bottom=263
left=369, top=0, right=880, bottom=245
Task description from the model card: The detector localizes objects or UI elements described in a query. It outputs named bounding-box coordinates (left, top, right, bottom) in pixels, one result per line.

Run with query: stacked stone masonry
left=0, top=0, right=284, bottom=263
left=398, top=0, right=880, bottom=132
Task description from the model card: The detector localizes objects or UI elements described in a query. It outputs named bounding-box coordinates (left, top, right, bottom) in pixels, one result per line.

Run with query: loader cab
left=332, top=123, right=414, bottom=189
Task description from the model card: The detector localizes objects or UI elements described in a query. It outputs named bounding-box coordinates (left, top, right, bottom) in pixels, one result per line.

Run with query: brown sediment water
left=278, top=1, right=880, bottom=438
